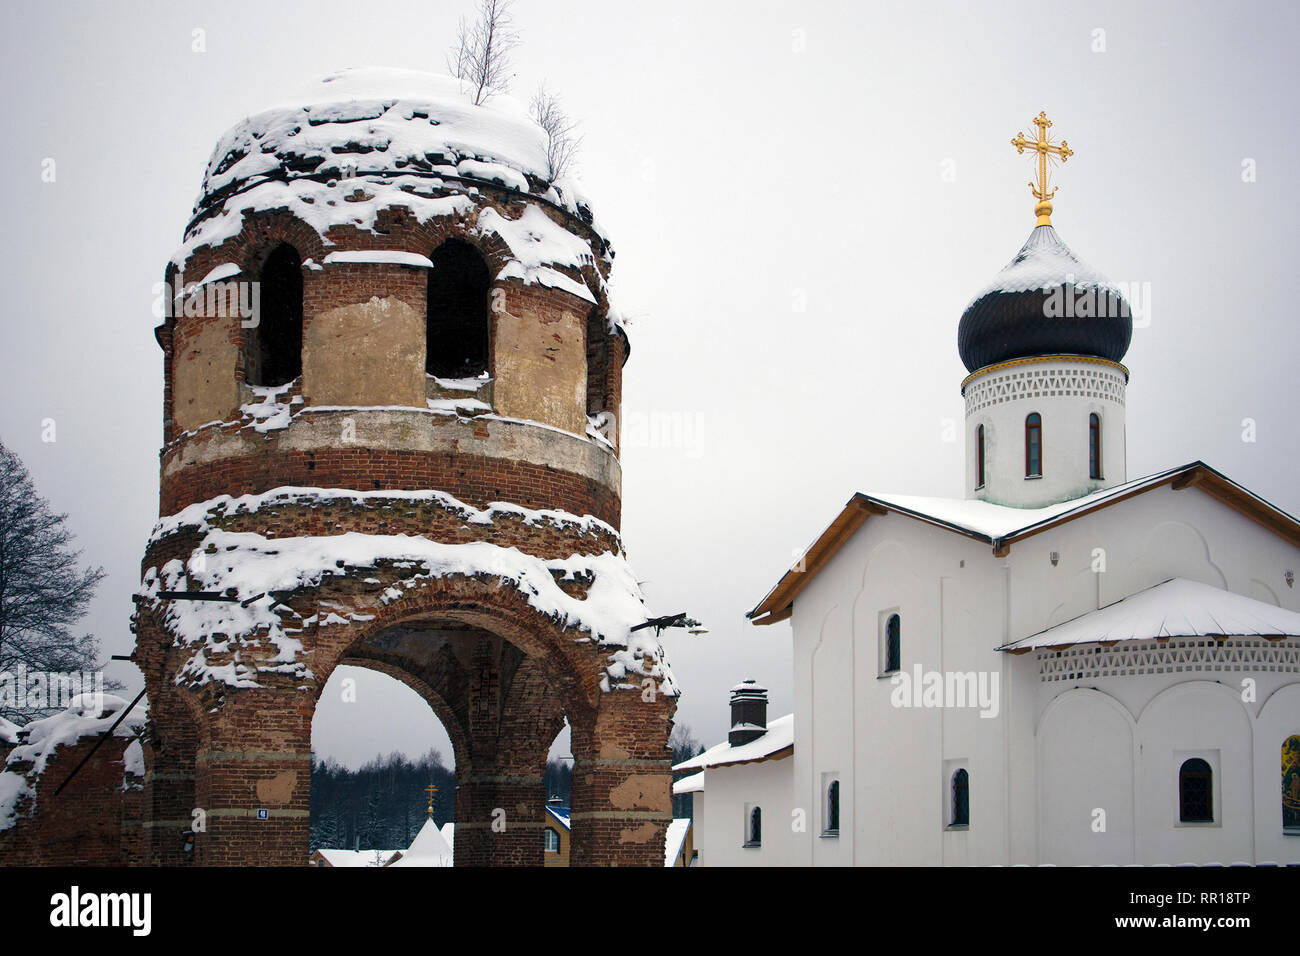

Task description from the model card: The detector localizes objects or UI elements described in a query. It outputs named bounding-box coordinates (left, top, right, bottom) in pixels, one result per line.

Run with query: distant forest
left=311, top=724, right=704, bottom=852
left=309, top=750, right=572, bottom=852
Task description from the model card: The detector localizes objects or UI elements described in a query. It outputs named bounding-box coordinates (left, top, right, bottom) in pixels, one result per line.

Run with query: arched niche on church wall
left=1134, top=681, right=1252, bottom=864
left=1036, top=687, right=1136, bottom=865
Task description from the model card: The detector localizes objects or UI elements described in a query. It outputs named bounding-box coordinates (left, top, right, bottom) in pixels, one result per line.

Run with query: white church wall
left=772, top=471, right=1298, bottom=865
left=690, top=757, right=794, bottom=867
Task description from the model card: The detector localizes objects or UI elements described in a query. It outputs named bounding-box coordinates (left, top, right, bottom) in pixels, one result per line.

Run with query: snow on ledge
left=1, top=695, right=148, bottom=832
left=322, top=251, right=434, bottom=268
left=138, top=526, right=677, bottom=697
left=149, top=485, right=620, bottom=546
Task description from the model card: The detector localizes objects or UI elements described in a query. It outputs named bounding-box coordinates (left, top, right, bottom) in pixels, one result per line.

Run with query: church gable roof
left=998, top=577, right=1300, bottom=652
left=748, top=462, right=1300, bottom=626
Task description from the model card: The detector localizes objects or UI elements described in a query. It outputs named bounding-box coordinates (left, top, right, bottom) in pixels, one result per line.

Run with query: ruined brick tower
left=131, top=69, right=677, bottom=866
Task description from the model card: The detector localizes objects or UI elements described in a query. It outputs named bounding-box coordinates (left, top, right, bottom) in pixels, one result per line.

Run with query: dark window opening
left=951, top=769, right=970, bottom=827
left=249, top=243, right=303, bottom=387
left=746, top=806, right=762, bottom=847
left=976, top=424, right=986, bottom=489
left=826, top=780, right=840, bottom=833
left=1089, top=413, right=1102, bottom=479
left=1179, top=758, right=1213, bottom=823
left=885, top=613, right=901, bottom=673
left=426, top=239, right=490, bottom=378
left=1025, top=412, right=1042, bottom=477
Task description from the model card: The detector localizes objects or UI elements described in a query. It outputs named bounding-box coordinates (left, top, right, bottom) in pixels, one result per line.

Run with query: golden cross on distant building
left=424, top=783, right=438, bottom=817
left=1011, top=111, right=1074, bottom=226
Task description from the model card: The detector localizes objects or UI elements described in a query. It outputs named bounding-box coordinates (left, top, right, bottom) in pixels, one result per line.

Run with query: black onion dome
left=958, top=224, right=1132, bottom=373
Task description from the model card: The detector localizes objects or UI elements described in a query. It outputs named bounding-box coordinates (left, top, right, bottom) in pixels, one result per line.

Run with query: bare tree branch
left=530, top=81, right=584, bottom=181
left=446, top=0, right=520, bottom=106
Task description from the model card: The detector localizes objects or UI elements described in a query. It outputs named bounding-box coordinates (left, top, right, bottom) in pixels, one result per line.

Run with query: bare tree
left=0, top=438, right=108, bottom=720
left=447, top=0, right=520, bottom=106
left=531, top=82, right=584, bottom=181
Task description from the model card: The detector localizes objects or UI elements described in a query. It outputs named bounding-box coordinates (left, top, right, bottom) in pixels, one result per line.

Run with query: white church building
left=677, top=115, right=1300, bottom=866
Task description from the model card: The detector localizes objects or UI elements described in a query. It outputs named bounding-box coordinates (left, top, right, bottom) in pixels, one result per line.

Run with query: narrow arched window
left=544, top=827, right=560, bottom=852
left=951, top=769, right=970, bottom=827
left=426, top=239, right=490, bottom=378
left=1179, top=758, right=1213, bottom=823
left=884, top=613, right=901, bottom=674
left=248, top=243, right=303, bottom=387
left=826, top=780, right=840, bottom=834
left=746, top=806, right=762, bottom=846
left=1089, top=413, right=1102, bottom=479
left=1282, top=735, right=1300, bottom=831
left=975, top=424, right=986, bottom=489
left=1025, top=412, right=1042, bottom=477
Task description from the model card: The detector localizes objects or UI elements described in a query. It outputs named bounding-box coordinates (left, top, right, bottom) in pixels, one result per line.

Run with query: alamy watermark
left=151, top=272, right=262, bottom=327
left=1042, top=276, right=1152, bottom=328
left=0, top=666, right=105, bottom=712
left=889, top=665, right=1000, bottom=719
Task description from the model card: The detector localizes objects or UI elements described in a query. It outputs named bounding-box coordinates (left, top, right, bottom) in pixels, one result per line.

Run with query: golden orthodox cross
left=424, top=783, right=438, bottom=817
left=1011, top=111, right=1074, bottom=226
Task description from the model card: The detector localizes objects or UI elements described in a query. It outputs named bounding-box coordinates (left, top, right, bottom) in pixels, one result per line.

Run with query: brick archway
left=136, top=570, right=674, bottom=867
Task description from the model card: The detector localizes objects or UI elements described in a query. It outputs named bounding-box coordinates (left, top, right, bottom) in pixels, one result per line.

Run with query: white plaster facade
left=684, top=478, right=1300, bottom=865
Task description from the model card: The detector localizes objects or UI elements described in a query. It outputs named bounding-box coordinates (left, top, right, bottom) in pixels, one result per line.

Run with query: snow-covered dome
left=957, top=224, right=1132, bottom=373
left=187, top=67, right=596, bottom=236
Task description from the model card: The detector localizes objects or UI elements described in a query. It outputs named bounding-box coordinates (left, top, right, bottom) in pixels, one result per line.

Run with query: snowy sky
left=1, top=0, right=1297, bottom=769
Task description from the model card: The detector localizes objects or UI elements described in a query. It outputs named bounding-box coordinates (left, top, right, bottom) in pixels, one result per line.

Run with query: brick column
left=569, top=691, right=675, bottom=866
left=143, top=687, right=197, bottom=866
left=453, top=770, right=547, bottom=866
left=192, top=689, right=313, bottom=866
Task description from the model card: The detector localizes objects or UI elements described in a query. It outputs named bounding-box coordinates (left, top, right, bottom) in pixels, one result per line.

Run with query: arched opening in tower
left=248, top=243, right=303, bottom=387
left=310, top=662, right=458, bottom=866
left=426, top=239, right=490, bottom=378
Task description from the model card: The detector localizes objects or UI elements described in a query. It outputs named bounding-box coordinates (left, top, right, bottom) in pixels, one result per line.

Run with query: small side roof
left=672, top=770, right=705, bottom=795
left=749, top=462, right=1300, bottom=626
left=664, top=818, right=691, bottom=867
left=545, top=804, right=571, bottom=831
left=999, top=577, right=1300, bottom=653
left=672, top=714, right=794, bottom=772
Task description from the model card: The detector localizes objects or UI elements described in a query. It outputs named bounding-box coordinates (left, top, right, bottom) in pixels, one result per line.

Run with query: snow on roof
left=672, top=770, right=704, bottom=795
left=545, top=804, right=571, bottom=830
left=387, top=815, right=454, bottom=867
left=440, top=821, right=454, bottom=851
left=139, top=526, right=675, bottom=696
left=0, top=694, right=149, bottom=832
left=750, top=461, right=1300, bottom=625
left=999, top=578, right=1300, bottom=651
left=0, top=716, right=19, bottom=746
left=965, top=223, right=1127, bottom=303
left=177, top=68, right=607, bottom=308
left=664, top=818, right=691, bottom=867
left=673, top=714, right=794, bottom=772
left=313, top=847, right=399, bottom=867
left=865, top=466, right=1193, bottom=541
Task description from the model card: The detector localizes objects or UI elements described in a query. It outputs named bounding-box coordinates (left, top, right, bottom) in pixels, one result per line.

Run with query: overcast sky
left=2, top=0, right=1296, bottom=768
